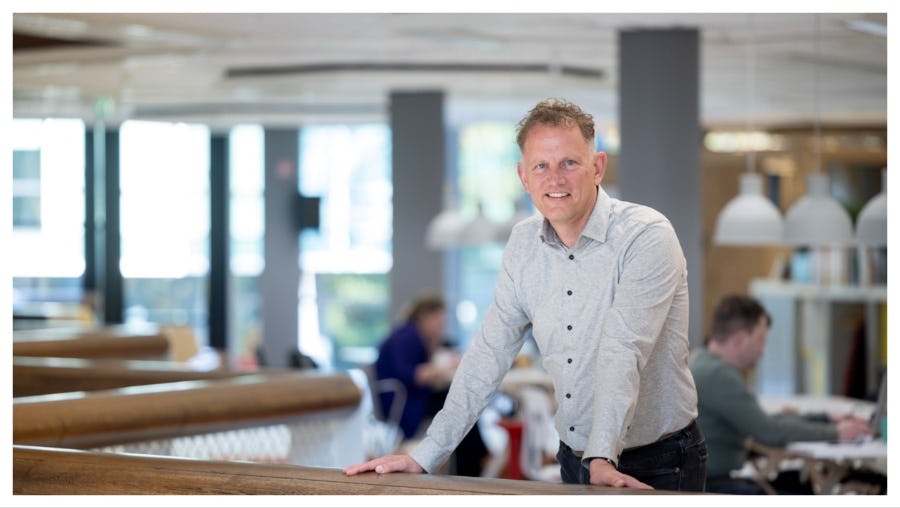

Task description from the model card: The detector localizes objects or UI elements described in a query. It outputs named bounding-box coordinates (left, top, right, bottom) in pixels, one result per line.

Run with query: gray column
left=389, top=91, right=445, bottom=322
left=261, top=128, right=300, bottom=367
left=443, top=126, right=461, bottom=342
left=618, top=29, right=703, bottom=347
left=208, top=133, right=229, bottom=351
left=84, top=129, right=97, bottom=296
left=85, top=127, right=123, bottom=324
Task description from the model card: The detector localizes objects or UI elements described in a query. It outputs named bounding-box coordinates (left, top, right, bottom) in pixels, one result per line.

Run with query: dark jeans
left=557, top=420, right=707, bottom=492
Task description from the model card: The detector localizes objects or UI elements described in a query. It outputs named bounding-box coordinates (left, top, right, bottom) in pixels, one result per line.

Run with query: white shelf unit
left=749, top=278, right=886, bottom=398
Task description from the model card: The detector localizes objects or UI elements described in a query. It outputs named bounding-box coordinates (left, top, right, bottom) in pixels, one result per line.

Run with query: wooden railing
left=12, top=324, right=170, bottom=360
left=11, top=327, right=698, bottom=496
left=13, top=356, right=249, bottom=397
left=13, top=445, right=684, bottom=495
left=14, top=370, right=362, bottom=449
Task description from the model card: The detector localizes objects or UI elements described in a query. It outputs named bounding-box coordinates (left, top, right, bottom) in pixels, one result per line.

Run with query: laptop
left=870, top=371, right=887, bottom=440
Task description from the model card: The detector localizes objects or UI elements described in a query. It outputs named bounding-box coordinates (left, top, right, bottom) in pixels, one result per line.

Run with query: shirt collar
left=539, top=186, right=612, bottom=246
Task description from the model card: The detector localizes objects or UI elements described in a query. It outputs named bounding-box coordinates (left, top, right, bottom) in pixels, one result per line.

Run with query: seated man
left=375, top=292, right=488, bottom=476
left=690, top=294, right=871, bottom=494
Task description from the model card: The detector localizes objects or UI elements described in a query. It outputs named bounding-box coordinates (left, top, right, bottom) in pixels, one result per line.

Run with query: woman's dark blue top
left=375, top=321, right=432, bottom=439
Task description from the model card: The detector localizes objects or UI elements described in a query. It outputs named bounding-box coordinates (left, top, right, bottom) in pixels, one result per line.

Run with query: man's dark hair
left=515, top=98, right=595, bottom=151
left=707, top=294, right=772, bottom=345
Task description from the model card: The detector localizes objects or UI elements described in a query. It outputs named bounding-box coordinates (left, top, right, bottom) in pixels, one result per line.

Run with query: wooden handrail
left=13, top=356, right=250, bottom=397
left=14, top=370, right=362, bottom=448
left=13, top=445, right=686, bottom=495
left=13, top=324, right=170, bottom=360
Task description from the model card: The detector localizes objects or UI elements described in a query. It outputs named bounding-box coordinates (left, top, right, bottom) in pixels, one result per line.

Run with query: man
left=345, top=98, right=705, bottom=491
left=691, top=294, right=872, bottom=494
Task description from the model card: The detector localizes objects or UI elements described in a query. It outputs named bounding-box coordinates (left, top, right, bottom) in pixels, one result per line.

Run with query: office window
left=13, top=150, right=42, bottom=227
left=228, top=124, right=265, bottom=367
left=452, top=122, right=523, bottom=348
left=297, top=125, right=392, bottom=369
left=120, top=120, right=210, bottom=342
left=11, top=118, right=86, bottom=327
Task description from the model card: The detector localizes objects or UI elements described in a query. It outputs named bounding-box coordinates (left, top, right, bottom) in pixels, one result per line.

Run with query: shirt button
left=567, top=325, right=573, bottom=330
left=567, top=358, right=573, bottom=364
left=568, top=254, right=575, bottom=260
left=569, top=426, right=575, bottom=432
left=566, top=393, right=571, bottom=399
left=567, top=290, right=572, bottom=296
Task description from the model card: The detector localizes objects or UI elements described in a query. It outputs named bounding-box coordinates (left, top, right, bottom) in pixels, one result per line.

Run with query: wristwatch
left=593, top=456, right=617, bottom=468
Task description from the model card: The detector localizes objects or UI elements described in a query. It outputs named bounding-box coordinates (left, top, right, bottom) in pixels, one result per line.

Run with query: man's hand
left=836, top=416, right=872, bottom=441
left=342, top=454, right=425, bottom=476
left=588, top=458, right=653, bottom=490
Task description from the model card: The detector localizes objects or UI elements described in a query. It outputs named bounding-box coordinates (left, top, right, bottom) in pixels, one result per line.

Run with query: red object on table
left=497, top=418, right=525, bottom=480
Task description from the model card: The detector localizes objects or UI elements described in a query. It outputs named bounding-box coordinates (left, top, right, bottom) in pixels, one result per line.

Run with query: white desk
left=747, top=395, right=885, bottom=494
left=759, top=394, right=876, bottom=420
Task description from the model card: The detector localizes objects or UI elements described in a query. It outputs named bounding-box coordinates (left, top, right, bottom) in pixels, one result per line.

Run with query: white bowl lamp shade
left=495, top=204, right=534, bottom=244
left=713, top=173, right=784, bottom=245
left=425, top=208, right=467, bottom=250
left=458, top=204, right=499, bottom=246
left=783, top=173, right=854, bottom=247
left=856, top=168, right=887, bottom=247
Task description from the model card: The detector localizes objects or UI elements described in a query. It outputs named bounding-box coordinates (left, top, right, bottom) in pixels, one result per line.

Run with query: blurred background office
left=8, top=12, right=887, bottom=406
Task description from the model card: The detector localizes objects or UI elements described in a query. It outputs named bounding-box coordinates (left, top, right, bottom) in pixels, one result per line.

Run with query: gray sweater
left=689, top=348, right=838, bottom=477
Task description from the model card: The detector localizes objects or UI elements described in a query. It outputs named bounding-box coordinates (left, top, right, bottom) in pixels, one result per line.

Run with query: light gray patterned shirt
left=410, top=187, right=698, bottom=473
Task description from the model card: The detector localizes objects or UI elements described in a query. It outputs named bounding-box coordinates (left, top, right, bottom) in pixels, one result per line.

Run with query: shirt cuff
left=409, top=436, right=451, bottom=474
left=583, top=439, right=620, bottom=468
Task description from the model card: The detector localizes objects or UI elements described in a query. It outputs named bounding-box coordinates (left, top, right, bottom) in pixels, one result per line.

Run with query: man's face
left=516, top=124, right=606, bottom=229
left=741, top=316, right=769, bottom=369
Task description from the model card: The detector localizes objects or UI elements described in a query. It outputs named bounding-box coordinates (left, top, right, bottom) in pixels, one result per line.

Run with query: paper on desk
left=786, top=439, right=887, bottom=461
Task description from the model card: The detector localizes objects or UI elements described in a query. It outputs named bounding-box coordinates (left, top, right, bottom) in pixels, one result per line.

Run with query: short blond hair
left=515, top=98, right=595, bottom=151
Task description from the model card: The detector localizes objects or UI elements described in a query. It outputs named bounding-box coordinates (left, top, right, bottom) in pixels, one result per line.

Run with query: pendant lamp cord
left=746, top=14, right=757, bottom=175
left=813, top=14, right=822, bottom=175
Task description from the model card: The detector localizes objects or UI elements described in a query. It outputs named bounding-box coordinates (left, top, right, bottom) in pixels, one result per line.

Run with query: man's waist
left=567, top=420, right=697, bottom=457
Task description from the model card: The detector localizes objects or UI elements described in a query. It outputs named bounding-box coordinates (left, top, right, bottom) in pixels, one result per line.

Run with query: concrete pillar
left=389, top=91, right=446, bottom=322
left=261, top=128, right=300, bottom=367
left=618, top=29, right=703, bottom=347
left=209, top=133, right=229, bottom=351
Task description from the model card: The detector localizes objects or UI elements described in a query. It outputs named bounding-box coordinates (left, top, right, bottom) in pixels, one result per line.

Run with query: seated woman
left=375, top=292, right=487, bottom=476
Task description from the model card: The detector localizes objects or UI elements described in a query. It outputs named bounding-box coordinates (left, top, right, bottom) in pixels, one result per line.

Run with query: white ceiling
left=12, top=12, right=888, bottom=129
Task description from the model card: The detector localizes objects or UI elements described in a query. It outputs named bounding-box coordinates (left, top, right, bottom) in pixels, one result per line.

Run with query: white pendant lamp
left=714, top=173, right=785, bottom=245
left=458, top=201, right=499, bottom=246
left=783, top=14, right=854, bottom=248
left=495, top=198, right=534, bottom=244
left=856, top=168, right=887, bottom=246
left=783, top=173, right=854, bottom=246
left=425, top=185, right=467, bottom=250
left=713, top=15, right=784, bottom=246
